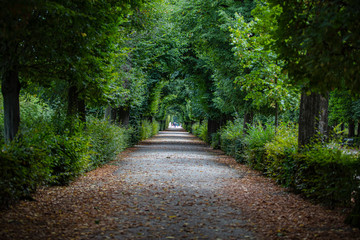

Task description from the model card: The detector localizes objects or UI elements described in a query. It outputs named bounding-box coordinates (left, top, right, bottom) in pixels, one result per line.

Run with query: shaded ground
left=0, top=128, right=359, bottom=239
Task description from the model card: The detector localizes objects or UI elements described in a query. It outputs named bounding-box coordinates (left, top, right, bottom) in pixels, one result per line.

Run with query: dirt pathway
left=1, top=128, right=359, bottom=239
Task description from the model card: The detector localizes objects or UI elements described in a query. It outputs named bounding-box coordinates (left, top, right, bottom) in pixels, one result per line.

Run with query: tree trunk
left=357, top=121, right=360, bottom=136
left=160, top=120, right=166, bottom=131
left=110, top=107, right=117, bottom=124
left=117, top=107, right=130, bottom=127
left=298, top=90, right=329, bottom=148
left=1, top=68, right=21, bottom=143
left=208, top=119, right=220, bottom=137
left=78, top=97, right=86, bottom=123
left=243, top=111, right=254, bottom=133
left=348, top=119, right=355, bottom=138
left=67, top=86, right=78, bottom=118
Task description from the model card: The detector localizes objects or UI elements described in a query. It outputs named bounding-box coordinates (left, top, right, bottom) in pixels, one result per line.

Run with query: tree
left=0, top=0, right=150, bottom=141
left=268, top=0, right=360, bottom=147
left=173, top=0, right=256, bottom=135
left=268, top=0, right=360, bottom=226
left=230, top=2, right=299, bottom=129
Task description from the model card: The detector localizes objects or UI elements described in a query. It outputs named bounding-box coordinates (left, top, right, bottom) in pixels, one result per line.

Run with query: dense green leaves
left=230, top=2, right=299, bottom=112
left=268, top=0, right=360, bottom=92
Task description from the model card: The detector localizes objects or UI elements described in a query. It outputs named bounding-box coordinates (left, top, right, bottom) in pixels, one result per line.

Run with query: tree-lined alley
left=1, top=0, right=360, bottom=236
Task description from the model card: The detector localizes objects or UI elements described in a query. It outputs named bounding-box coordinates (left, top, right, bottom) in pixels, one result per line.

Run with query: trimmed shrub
left=198, top=122, right=208, bottom=142
left=49, top=131, right=90, bottom=186
left=0, top=95, right=159, bottom=207
left=265, top=124, right=298, bottom=187
left=296, top=143, right=360, bottom=207
left=87, top=118, right=130, bottom=169
left=215, top=118, right=360, bottom=227
left=0, top=125, right=53, bottom=206
left=191, top=122, right=200, bottom=135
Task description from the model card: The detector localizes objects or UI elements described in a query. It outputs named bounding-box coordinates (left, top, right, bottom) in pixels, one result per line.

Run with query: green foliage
left=230, top=2, right=299, bottom=113
left=86, top=118, right=131, bottom=169
left=151, top=121, right=160, bottom=136
left=172, top=0, right=256, bottom=121
left=328, top=90, right=353, bottom=126
left=269, top=0, right=360, bottom=93
left=191, top=121, right=208, bottom=142
left=217, top=119, right=360, bottom=224
left=140, top=119, right=160, bottom=140
left=297, top=143, right=360, bottom=207
left=0, top=95, right=156, bottom=207
left=219, top=119, right=245, bottom=161
left=0, top=132, right=52, bottom=207
left=49, top=129, right=91, bottom=186
left=243, top=122, right=276, bottom=170
left=264, top=124, right=298, bottom=186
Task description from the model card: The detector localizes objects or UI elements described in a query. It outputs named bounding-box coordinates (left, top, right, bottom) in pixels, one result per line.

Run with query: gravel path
left=110, top=128, right=256, bottom=239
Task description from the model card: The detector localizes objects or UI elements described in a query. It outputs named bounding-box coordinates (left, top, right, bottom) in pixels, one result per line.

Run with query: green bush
left=140, top=120, right=152, bottom=140
left=151, top=121, right=160, bottom=136
left=198, top=122, right=208, bottom=142
left=140, top=119, right=159, bottom=140
left=87, top=118, right=130, bottom=169
left=243, top=122, right=275, bottom=170
left=191, top=122, right=200, bottom=135
left=0, top=94, right=160, bottom=208
left=191, top=121, right=208, bottom=142
left=265, top=124, right=298, bottom=186
left=219, top=119, right=244, bottom=161
left=216, top=118, right=360, bottom=226
left=211, top=132, right=221, bottom=149
left=49, top=129, right=91, bottom=186
left=297, top=143, right=360, bottom=206
left=0, top=126, right=53, bottom=206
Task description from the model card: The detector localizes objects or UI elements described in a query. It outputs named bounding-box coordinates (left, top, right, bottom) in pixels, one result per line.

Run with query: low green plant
left=191, top=122, right=200, bottom=135
left=265, top=123, right=298, bottom=186
left=151, top=121, right=160, bottom=136
left=198, top=122, right=208, bottom=142
left=243, top=122, right=275, bottom=170
left=140, top=120, right=152, bottom=140
left=219, top=119, right=244, bottom=161
left=49, top=128, right=91, bottom=186
left=191, top=121, right=208, bottom=142
left=140, top=119, right=159, bottom=140
left=297, top=142, right=360, bottom=207
left=86, top=118, right=130, bottom=169
left=0, top=126, right=53, bottom=206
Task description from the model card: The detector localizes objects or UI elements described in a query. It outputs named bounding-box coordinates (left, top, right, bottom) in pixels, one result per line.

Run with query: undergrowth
left=0, top=96, right=159, bottom=208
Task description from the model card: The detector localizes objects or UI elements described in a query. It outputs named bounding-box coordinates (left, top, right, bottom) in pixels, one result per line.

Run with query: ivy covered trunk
left=298, top=90, right=329, bottom=148
left=1, top=68, right=21, bottom=143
